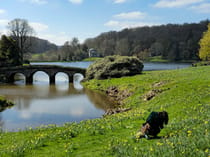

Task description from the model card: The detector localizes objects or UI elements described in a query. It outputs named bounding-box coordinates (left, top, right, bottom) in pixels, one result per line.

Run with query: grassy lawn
left=146, top=56, right=169, bottom=62
left=83, top=57, right=102, bottom=62
left=0, top=66, right=209, bottom=157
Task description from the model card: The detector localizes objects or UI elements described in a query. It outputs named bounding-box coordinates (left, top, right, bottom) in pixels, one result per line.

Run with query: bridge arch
left=0, top=65, right=86, bottom=84
left=31, top=71, right=72, bottom=84
left=33, top=71, right=50, bottom=84
left=14, top=73, right=26, bottom=84
left=55, top=72, right=69, bottom=83
left=8, top=72, right=26, bottom=84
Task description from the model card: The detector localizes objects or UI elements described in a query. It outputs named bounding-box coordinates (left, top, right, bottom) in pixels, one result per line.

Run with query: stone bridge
left=0, top=65, right=86, bottom=84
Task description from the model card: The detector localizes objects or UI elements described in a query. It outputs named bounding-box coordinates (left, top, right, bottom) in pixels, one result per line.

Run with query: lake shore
left=0, top=66, right=209, bottom=157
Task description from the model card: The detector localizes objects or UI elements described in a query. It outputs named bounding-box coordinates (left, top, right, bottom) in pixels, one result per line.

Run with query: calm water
left=0, top=61, right=190, bottom=132
left=0, top=83, right=114, bottom=132
left=31, top=61, right=190, bottom=71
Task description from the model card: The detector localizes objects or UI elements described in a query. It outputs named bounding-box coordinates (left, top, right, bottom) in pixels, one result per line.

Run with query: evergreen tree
left=199, top=23, right=210, bottom=61
left=0, top=35, right=21, bottom=66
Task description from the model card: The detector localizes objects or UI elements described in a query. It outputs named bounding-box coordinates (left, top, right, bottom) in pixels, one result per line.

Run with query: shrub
left=192, top=61, right=210, bottom=67
left=0, top=95, right=14, bottom=111
left=85, top=55, right=144, bottom=80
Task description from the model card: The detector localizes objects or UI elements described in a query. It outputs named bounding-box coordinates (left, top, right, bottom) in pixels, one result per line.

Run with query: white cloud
left=105, top=10, right=159, bottom=30
left=113, top=0, right=127, bottom=4
left=20, top=0, right=48, bottom=5
left=0, top=19, right=68, bottom=45
left=105, top=20, right=159, bottom=29
left=0, top=19, right=8, bottom=35
left=190, top=3, right=210, bottom=13
left=104, top=20, right=120, bottom=27
left=39, top=32, right=71, bottom=45
left=154, top=0, right=204, bottom=8
left=29, top=22, right=49, bottom=32
left=0, top=19, right=8, bottom=26
left=31, top=0, right=47, bottom=4
left=0, top=9, right=6, bottom=15
left=20, top=111, right=32, bottom=119
left=28, top=22, right=69, bottom=45
left=0, top=28, right=7, bottom=35
left=114, top=11, right=147, bottom=20
left=68, top=0, right=83, bottom=4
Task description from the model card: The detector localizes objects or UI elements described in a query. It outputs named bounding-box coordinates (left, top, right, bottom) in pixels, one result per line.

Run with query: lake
left=0, top=61, right=190, bottom=132
left=31, top=61, right=191, bottom=71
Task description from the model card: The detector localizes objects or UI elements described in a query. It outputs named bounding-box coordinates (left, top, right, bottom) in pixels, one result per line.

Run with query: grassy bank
left=146, top=56, right=197, bottom=63
left=146, top=56, right=169, bottom=62
left=83, top=57, right=102, bottom=62
left=0, top=66, right=209, bottom=157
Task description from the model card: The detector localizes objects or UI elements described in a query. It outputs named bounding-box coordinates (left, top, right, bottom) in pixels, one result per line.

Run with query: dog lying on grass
left=136, top=111, right=169, bottom=139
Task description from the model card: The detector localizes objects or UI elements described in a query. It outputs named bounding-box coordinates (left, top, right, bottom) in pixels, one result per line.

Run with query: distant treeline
left=2, top=20, right=208, bottom=63
left=84, top=20, right=209, bottom=61
left=30, top=37, right=58, bottom=54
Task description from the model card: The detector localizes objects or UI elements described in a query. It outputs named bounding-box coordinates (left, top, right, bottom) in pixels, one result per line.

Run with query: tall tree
left=199, top=23, right=210, bottom=61
left=0, top=35, right=20, bottom=66
left=59, top=38, right=86, bottom=61
left=7, top=18, right=35, bottom=64
left=60, top=41, right=72, bottom=61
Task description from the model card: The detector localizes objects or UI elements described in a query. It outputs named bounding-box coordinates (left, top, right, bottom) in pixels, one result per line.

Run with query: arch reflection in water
left=73, top=73, right=84, bottom=90
left=0, top=82, right=115, bottom=132
left=14, top=73, right=26, bottom=85
left=55, top=72, right=69, bottom=92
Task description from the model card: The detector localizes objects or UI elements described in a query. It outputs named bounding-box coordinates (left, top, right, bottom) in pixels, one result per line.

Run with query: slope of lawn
left=0, top=66, right=209, bottom=157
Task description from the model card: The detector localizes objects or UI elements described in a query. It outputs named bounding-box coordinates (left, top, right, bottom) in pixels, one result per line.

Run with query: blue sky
left=0, top=0, right=210, bottom=45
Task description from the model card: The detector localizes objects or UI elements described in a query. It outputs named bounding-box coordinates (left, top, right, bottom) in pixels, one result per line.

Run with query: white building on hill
left=88, top=48, right=100, bottom=57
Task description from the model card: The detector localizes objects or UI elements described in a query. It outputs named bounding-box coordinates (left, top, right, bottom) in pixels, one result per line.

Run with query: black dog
left=140, top=111, right=169, bottom=139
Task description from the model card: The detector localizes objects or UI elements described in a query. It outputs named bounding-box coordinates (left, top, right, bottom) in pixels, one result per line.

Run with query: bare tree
left=7, top=18, right=35, bottom=64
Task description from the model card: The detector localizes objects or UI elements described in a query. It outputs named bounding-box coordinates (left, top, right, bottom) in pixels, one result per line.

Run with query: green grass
left=146, top=56, right=196, bottom=63
left=83, top=57, right=102, bottom=62
left=146, top=56, right=169, bottom=62
left=0, top=66, right=210, bottom=157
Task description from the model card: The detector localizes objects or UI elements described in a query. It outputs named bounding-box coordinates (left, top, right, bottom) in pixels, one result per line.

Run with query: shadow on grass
left=139, top=135, right=166, bottom=140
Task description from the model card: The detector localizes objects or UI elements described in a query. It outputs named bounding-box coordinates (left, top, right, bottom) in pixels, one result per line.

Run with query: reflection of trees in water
left=14, top=97, right=31, bottom=110
left=84, top=89, right=116, bottom=110
left=1, top=83, right=85, bottom=110
left=0, top=107, right=5, bottom=112
left=0, top=113, right=4, bottom=131
left=0, top=97, right=31, bottom=110
left=0, top=83, right=115, bottom=113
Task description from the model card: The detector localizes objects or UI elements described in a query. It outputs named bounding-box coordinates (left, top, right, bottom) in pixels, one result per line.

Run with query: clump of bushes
left=85, top=55, right=144, bottom=80
left=0, top=95, right=14, bottom=111
left=192, top=61, right=210, bottom=67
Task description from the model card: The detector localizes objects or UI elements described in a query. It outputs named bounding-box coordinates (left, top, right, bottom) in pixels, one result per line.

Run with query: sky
left=0, top=0, right=210, bottom=45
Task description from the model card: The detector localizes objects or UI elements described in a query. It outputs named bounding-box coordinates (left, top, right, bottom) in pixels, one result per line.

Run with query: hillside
left=28, top=20, right=210, bottom=62
left=0, top=66, right=209, bottom=156
left=84, top=20, right=209, bottom=61
left=29, top=37, right=58, bottom=54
